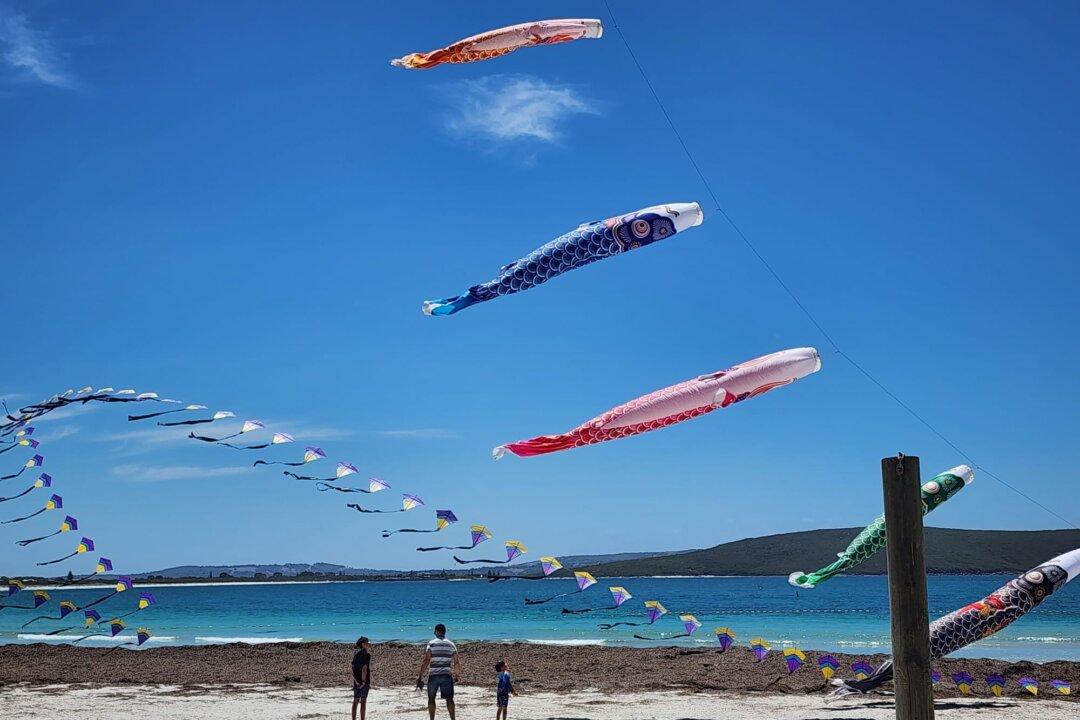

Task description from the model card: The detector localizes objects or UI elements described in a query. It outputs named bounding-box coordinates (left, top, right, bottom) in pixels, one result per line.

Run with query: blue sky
left=2, top=1, right=1078, bottom=577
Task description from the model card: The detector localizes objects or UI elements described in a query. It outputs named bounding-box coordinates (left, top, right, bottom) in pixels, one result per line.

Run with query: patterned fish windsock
left=494, top=347, right=820, bottom=458
left=392, top=18, right=603, bottom=70
left=750, top=637, right=771, bottom=661
left=609, top=586, right=632, bottom=607
left=833, top=547, right=1080, bottom=697
left=425, top=203, right=703, bottom=318
left=1050, top=680, right=1070, bottom=695
left=784, top=648, right=806, bottom=674
left=714, top=627, right=735, bottom=652
left=1019, top=677, right=1038, bottom=695
left=789, top=465, right=974, bottom=589
left=818, top=654, right=840, bottom=681
left=986, top=674, right=1006, bottom=696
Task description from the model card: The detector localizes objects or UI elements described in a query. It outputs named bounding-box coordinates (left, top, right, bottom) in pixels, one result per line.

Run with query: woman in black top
left=351, top=636, right=371, bottom=720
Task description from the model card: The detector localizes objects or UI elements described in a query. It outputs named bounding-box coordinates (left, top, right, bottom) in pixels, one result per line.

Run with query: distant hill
left=129, top=551, right=681, bottom=581
left=579, top=528, right=1080, bottom=577
left=32, top=528, right=1074, bottom=585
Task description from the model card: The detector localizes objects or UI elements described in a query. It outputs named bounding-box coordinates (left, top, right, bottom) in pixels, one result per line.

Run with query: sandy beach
left=1, top=641, right=1077, bottom=718
left=3, top=683, right=1079, bottom=720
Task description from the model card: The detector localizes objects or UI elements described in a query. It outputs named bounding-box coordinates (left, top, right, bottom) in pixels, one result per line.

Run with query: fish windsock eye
left=1026, top=571, right=1044, bottom=584
left=922, top=481, right=940, bottom=494
left=631, top=219, right=650, bottom=238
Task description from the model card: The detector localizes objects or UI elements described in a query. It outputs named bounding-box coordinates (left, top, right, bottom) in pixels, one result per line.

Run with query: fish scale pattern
left=501, top=379, right=788, bottom=457
left=470, top=221, right=621, bottom=303
left=929, top=570, right=1056, bottom=657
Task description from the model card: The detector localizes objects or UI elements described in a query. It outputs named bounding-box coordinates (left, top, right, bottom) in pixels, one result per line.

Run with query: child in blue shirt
left=495, top=660, right=516, bottom=719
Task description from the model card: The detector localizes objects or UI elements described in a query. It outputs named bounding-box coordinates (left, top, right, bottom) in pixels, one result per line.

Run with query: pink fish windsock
left=391, top=18, right=603, bottom=70
left=493, top=347, right=821, bottom=458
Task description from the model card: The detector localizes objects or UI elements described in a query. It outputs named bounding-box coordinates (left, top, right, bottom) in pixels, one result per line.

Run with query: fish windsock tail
left=828, top=661, right=894, bottom=699
left=492, top=433, right=578, bottom=459
left=788, top=571, right=815, bottom=589
left=422, top=294, right=477, bottom=317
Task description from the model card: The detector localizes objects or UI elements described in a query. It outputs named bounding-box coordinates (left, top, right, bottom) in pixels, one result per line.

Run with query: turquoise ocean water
left=3, top=575, right=1078, bottom=661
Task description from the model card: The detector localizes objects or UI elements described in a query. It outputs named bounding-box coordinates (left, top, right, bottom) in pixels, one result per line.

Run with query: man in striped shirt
left=416, top=623, right=460, bottom=720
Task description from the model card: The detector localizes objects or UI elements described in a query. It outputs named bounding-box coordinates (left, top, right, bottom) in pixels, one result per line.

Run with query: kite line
left=602, top=0, right=1076, bottom=530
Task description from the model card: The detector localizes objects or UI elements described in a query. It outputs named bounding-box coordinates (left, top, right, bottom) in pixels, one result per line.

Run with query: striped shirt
left=425, top=637, right=457, bottom=678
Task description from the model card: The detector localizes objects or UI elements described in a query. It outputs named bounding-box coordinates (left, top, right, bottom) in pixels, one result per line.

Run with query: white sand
left=1, top=684, right=1075, bottom=720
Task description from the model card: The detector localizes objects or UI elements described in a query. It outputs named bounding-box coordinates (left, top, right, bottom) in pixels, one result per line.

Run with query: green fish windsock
left=788, top=465, right=973, bottom=589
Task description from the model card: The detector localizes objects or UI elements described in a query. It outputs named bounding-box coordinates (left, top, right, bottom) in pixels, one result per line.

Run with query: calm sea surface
left=3, top=575, right=1078, bottom=661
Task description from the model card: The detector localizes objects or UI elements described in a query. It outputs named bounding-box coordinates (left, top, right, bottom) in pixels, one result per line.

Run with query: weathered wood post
left=882, top=453, right=934, bottom=720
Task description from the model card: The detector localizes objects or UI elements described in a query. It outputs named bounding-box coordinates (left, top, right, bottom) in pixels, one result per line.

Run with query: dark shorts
left=497, top=692, right=510, bottom=708
left=353, top=684, right=369, bottom=700
left=427, top=674, right=454, bottom=701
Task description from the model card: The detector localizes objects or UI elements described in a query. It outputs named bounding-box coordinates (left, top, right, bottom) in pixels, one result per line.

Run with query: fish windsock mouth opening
left=1046, top=547, right=1080, bottom=581
left=946, top=464, right=975, bottom=485
left=788, top=571, right=813, bottom=589
left=582, top=19, right=604, bottom=39
left=650, top=202, right=703, bottom=233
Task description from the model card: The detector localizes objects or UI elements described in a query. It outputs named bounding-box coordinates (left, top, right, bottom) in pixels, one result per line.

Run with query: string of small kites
left=4, top=385, right=1073, bottom=698
left=2, top=14, right=1076, bottom=701
left=2, top=388, right=162, bottom=651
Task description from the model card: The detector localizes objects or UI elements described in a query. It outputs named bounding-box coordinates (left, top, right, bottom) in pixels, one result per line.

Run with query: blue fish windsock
left=423, top=203, right=704, bottom=316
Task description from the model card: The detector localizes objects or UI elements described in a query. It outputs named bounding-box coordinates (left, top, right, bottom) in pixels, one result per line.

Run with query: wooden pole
left=882, top=453, right=934, bottom=720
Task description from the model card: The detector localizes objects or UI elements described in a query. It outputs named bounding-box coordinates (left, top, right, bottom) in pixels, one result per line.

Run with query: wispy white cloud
left=110, top=463, right=252, bottom=482
left=26, top=403, right=98, bottom=424
left=376, top=428, right=458, bottom=440
left=35, top=425, right=79, bottom=442
left=0, top=9, right=76, bottom=89
left=441, top=74, right=600, bottom=144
